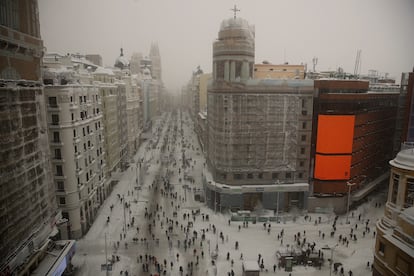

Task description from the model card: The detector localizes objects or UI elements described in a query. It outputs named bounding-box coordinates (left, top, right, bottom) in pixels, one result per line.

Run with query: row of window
left=391, top=173, right=414, bottom=208
left=220, top=171, right=305, bottom=180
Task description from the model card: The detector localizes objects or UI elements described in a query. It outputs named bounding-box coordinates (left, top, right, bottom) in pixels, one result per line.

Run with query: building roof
left=218, top=17, right=255, bottom=40
left=389, top=144, right=414, bottom=171
left=400, top=207, right=414, bottom=225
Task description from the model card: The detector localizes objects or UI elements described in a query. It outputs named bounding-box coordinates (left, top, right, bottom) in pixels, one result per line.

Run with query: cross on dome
left=230, top=5, right=240, bottom=19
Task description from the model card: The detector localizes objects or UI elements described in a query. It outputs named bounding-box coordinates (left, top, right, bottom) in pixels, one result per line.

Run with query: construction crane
left=354, top=49, right=362, bottom=79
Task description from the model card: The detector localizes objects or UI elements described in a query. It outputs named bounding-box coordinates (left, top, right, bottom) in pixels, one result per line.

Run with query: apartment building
left=43, top=54, right=106, bottom=239
left=373, top=142, right=414, bottom=275
left=0, top=1, right=60, bottom=274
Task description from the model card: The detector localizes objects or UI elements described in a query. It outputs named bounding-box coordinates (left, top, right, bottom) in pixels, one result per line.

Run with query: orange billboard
left=314, top=154, right=351, bottom=180
left=316, top=115, right=355, bottom=154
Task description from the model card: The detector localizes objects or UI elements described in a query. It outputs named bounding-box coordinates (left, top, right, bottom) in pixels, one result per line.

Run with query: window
left=56, top=165, right=63, bottom=176
left=302, top=110, right=307, bottom=116
left=73, top=129, right=76, bottom=138
left=59, top=197, right=66, bottom=205
left=222, top=173, right=227, bottom=180
left=53, top=131, right=60, bottom=142
left=392, top=173, right=399, bottom=204
left=299, top=161, right=304, bottom=167
left=0, top=1, right=19, bottom=30
left=51, top=114, right=59, bottom=125
left=300, top=147, right=305, bottom=154
left=258, top=173, right=263, bottom=179
left=286, top=172, right=292, bottom=179
left=396, top=256, right=409, bottom=275
left=298, top=173, right=303, bottom=179
left=70, top=96, right=73, bottom=102
left=405, top=178, right=414, bottom=208
left=86, top=173, right=89, bottom=181
left=302, top=122, right=307, bottom=129
left=62, top=212, right=69, bottom=219
left=247, top=173, right=253, bottom=179
left=301, top=99, right=306, bottom=108
left=83, top=96, right=87, bottom=102
left=379, top=242, right=385, bottom=255
left=48, top=96, right=57, bottom=107
left=83, top=127, right=86, bottom=136
left=79, top=96, right=82, bottom=103
left=88, top=140, right=91, bottom=147
left=71, top=113, right=74, bottom=121
left=87, top=126, right=90, bottom=133
left=301, top=135, right=306, bottom=141
left=234, top=174, right=243, bottom=180
left=84, top=143, right=87, bottom=151
left=272, top=173, right=279, bottom=179
left=54, top=148, right=61, bottom=159
left=57, top=181, right=64, bottom=191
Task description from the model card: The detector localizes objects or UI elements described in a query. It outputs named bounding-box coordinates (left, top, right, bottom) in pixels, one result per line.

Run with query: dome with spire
left=218, top=17, right=255, bottom=41
left=114, top=48, right=129, bottom=70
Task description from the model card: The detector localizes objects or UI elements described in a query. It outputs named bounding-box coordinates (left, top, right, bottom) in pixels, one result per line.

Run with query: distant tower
left=212, top=10, right=255, bottom=84
left=130, top=52, right=143, bottom=75
left=114, top=48, right=129, bottom=70
left=149, top=42, right=162, bottom=81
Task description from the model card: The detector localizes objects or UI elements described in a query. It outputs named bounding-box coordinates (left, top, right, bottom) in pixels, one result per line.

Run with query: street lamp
left=346, top=181, right=356, bottom=224
left=276, top=180, right=281, bottom=223
left=322, top=244, right=338, bottom=276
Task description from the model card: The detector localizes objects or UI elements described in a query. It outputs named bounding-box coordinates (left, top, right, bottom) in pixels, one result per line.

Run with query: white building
left=43, top=54, right=106, bottom=239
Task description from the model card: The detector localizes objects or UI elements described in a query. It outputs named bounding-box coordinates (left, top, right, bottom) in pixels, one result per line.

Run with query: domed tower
left=373, top=142, right=414, bottom=275
left=212, top=16, right=255, bottom=84
left=114, top=48, right=129, bottom=70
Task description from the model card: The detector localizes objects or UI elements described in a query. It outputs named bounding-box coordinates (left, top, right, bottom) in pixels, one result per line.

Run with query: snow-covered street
left=71, top=110, right=386, bottom=276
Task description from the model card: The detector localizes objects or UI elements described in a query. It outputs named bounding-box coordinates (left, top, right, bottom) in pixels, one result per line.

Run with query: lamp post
left=122, top=195, right=127, bottom=233
left=276, top=180, right=280, bottom=223
left=104, top=233, right=109, bottom=276
left=346, top=181, right=356, bottom=224
left=322, top=244, right=338, bottom=276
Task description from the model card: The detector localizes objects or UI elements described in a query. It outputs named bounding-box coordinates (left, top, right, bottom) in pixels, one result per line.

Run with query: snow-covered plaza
left=71, top=110, right=385, bottom=276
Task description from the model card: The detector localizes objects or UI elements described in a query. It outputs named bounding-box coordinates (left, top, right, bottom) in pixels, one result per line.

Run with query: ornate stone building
left=373, top=142, right=414, bottom=275
left=204, top=16, right=313, bottom=211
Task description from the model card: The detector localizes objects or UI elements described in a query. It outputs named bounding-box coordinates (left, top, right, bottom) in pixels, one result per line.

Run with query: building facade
left=204, top=16, right=313, bottom=212
left=42, top=53, right=110, bottom=239
left=44, top=83, right=105, bottom=239
left=0, top=1, right=60, bottom=274
left=309, top=80, right=399, bottom=213
left=373, top=142, right=414, bottom=276
left=254, top=63, right=305, bottom=80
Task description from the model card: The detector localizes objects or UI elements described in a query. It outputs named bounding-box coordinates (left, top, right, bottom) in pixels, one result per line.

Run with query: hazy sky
left=39, top=0, right=414, bottom=91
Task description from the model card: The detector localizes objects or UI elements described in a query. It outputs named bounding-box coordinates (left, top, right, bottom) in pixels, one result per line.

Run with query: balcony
left=75, top=167, right=83, bottom=175
left=75, top=151, right=82, bottom=159
left=54, top=174, right=66, bottom=180
left=73, top=136, right=81, bottom=143
left=69, top=103, right=79, bottom=110
left=47, top=104, right=61, bottom=111
left=50, top=139, right=63, bottom=146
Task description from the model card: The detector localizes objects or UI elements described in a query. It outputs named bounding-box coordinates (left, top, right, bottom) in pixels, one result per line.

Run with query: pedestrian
left=273, top=264, right=276, bottom=272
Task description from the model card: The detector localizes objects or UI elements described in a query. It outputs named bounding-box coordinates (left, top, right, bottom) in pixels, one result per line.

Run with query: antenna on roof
left=354, top=49, right=362, bottom=79
left=312, top=57, right=318, bottom=72
left=230, top=5, right=240, bottom=19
